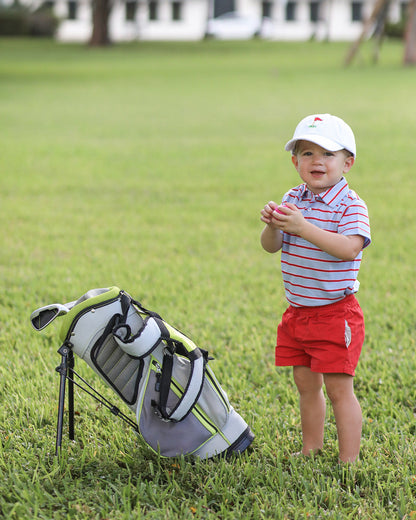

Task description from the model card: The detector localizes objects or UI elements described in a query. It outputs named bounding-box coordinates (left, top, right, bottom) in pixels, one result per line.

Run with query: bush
left=0, top=5, right=59, bottom=37
left=0, top=7, right=29, bottom=35
left=28, top=8, right=59, bottom=37
left=385, top=18, right=406, bottom=39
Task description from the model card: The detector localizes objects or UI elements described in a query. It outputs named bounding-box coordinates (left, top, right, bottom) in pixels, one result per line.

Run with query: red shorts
left=275, top=295, right=365, bottom=376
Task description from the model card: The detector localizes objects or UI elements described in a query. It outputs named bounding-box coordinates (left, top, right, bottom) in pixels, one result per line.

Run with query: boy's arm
left=275, top=203, right=364, bottom=261
left=260, top=201, right=284, bottom=253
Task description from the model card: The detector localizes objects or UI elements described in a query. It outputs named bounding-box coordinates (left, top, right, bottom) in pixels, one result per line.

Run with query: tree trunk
left=89, top=0, right=111, bottom=46
left=344, top=0, right=390, bottom=66
left=404, top=0, right=416, bottom=64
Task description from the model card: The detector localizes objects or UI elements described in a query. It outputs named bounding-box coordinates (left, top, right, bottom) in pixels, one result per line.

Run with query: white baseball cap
left=285, top=114, right=356, bottom=158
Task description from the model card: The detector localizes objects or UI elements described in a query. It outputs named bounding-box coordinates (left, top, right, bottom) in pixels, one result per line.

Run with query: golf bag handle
left=113, top=316, right=163, bottom=358
left=112, top=307, right=206, bottom=422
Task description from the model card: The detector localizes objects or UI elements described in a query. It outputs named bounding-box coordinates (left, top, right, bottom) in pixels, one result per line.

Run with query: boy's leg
left=323, top=373, right=362, bottom=463
left=293, top=366, right=325, bottom=456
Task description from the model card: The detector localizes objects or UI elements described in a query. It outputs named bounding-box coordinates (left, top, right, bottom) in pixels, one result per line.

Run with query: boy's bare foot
left=292, top=449, right=322, bottom=458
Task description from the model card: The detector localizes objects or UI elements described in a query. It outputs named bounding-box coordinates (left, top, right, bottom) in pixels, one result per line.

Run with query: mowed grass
left=0, top=37, right=415, bottom=519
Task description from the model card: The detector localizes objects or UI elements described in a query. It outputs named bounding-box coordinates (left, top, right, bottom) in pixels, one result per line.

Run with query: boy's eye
left=300, top=150, right=334, bottom=157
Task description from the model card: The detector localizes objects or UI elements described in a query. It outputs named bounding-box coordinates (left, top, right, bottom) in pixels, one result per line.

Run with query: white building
left=23, top=0, right=411, bottom=42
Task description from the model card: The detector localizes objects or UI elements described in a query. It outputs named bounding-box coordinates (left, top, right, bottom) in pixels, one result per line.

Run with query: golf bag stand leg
left=55, top=344, right=75, bottom=456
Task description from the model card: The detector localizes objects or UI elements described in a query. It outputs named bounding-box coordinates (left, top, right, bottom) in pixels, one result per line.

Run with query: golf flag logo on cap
left=309, top=117, right=323, bottom=128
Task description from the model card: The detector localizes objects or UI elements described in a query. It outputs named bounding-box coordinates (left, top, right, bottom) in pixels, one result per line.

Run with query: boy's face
left=291, top=140, right=354, bottom=194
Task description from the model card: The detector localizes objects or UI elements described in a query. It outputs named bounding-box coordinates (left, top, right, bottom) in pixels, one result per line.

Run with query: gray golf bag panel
left=37, top=286, right=254, bottom=458
left=91, top=332, right=144, bottom=406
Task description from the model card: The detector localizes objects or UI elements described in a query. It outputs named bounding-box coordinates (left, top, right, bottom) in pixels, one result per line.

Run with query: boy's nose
left=312, top=154, right=324, bottom=164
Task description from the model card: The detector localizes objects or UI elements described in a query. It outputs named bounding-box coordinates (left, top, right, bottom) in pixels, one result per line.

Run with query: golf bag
left=31, top=286, right=254, bottom=458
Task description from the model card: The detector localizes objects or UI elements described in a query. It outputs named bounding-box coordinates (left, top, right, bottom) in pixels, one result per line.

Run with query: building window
left=310, top=1, right=320, bottom=22
left=351, top=2, right=363, bottom=22
left=285, top=1, right=296, bottom=21
left=172, top=1, right=182, bottom=20
left=41, top=0, right=54, bottom=9
left=149, top=0, right=158, bottom=20
left=126, top=0, right=137, bottom=21
left=262, top=1, right=272, bottom=18
left=68, top=0, right=77, bottom=19
left=214, top=0, right=234, bottom=18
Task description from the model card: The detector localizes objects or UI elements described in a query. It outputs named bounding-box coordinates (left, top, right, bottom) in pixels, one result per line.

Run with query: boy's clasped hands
left=261, top=201, right=305, bottom=235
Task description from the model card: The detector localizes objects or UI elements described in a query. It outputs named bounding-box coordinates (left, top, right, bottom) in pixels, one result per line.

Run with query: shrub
left=385, top=18, right=406, bottom=39
left=0, top=5, right=59, bottom=37
left=28, top=8, right=59, bottom=37
left=0, top=6, right=29, bottom=35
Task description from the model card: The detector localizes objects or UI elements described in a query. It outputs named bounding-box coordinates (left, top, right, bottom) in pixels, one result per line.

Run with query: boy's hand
left=271, top=203, right=305, bottom=234
left=260, top=201, right=284, bottom=253
left=260, top=201, right=283, bottom=227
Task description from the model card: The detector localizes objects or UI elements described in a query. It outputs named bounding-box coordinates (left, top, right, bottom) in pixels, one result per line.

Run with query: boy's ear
left=343, top=155, right=355, bottom=173
left=291, top=155, right=299, bottom=169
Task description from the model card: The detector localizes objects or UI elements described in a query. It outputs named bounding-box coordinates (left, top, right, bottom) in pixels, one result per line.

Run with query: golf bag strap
left=158, top=344, right=206, bottom=422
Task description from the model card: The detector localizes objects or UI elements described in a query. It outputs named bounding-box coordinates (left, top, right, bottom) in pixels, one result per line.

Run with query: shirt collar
left=301, top=177, right=349, bottom=208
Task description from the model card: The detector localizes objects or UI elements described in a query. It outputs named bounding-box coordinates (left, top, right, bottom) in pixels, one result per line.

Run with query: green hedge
left=0, top=6, right=59, bottom=37
left=385, top=18, right=406, bottom=39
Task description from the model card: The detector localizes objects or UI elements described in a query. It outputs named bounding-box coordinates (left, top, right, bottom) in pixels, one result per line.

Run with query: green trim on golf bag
left=37, top=286, right=254, bottom=458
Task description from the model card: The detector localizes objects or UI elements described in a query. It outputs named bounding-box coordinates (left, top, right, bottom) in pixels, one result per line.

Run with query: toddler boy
left=260, top=114, right=371, bottom=462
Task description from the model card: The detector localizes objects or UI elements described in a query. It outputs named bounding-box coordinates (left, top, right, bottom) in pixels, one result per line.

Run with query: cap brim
left=285, top=135, right=345, bottom=153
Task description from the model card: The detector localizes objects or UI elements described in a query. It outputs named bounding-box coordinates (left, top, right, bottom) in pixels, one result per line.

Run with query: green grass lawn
left=0, top=37, right=415, bottom=519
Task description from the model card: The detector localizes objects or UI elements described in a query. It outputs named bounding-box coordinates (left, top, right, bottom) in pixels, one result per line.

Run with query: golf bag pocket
left=136, top=357, right=215, bottom=456
left=91, top=331, right=144, bottom=406
left=31, top=286, right=254, bottom=459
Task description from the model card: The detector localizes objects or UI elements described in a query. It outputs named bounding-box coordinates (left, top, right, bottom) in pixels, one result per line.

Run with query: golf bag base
left=31, top=287, right=254, bottom=459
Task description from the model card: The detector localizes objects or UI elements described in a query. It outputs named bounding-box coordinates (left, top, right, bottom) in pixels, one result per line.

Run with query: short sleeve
left=339, top=199, right=371, bottom=249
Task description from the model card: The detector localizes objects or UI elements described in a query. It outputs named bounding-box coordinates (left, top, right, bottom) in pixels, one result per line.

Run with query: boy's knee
left=325, top=386, right=343, bottom=404
left=324, top=373, right=354, bottom=403
left=293, top=366, right=323, bottom=394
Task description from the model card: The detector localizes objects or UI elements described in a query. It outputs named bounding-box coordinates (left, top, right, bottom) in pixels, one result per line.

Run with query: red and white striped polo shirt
left=280, top=177, right=371, bottom=307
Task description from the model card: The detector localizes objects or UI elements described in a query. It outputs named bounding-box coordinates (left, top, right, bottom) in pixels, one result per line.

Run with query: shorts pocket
left=344, top=320, right=352, bottom=349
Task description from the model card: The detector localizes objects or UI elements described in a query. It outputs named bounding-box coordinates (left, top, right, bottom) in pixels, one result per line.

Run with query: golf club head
left=30, top=301, right=76, bottom=331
